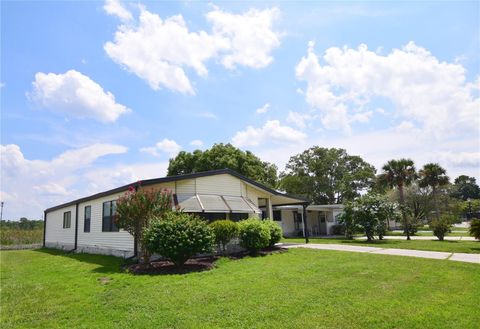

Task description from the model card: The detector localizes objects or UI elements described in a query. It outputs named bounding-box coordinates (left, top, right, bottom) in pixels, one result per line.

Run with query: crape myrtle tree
left=342, top=194, right=399, bottom=241
left=418, top=163, right=449, bottom=220
left=167, top=143, right=278, bottom=187
left=279, top=147, right=376, bottom=204
left=378, top=159, right=417, bottom=240
left=115, top=184, right=173, bottom=263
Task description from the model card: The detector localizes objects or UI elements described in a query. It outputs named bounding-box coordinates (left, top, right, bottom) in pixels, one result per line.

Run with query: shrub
left=263, top=219, right=283, bottom=247
left=238, top=219, right=270, bottom=253
left=330, top=224, right=345, bottom=236
left=469, top=219, right=480, bottom=240
left=209, top=220, right=239, bottom=252
left=143, top=212, right=214, bottom=267
left=429, top=215, right=453, bottom=241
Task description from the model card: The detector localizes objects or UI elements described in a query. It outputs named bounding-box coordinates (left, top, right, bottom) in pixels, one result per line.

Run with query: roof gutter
left=72, top=203, right=79, bottom=252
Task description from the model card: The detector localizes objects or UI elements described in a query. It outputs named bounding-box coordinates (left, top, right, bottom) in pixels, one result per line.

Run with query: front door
left=318, top=212, right=327, bottom=235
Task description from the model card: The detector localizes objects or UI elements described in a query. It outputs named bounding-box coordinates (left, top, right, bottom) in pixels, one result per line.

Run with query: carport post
left=303, top=203, right=309, bottom=244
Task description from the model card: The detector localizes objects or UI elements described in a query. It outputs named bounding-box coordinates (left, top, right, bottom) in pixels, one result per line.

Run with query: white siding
left=281, top=210, right=296, bottom=236
left=77, top=192, right=134, bottom=252
left=175, top=179, right=195, bottom=194
left=45, top=205, right=76, bottom=248
left=195, top=174, right=242, bottom=196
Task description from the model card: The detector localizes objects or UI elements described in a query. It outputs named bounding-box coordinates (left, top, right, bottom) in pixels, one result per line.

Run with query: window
left=294, top=211, right=302, bottom=230
left=84, top=206, right=91, bottom=233
left=230, top=213, right=249, bottom=222
left=63, top=211, right=71, bottom=229
left=195, top=212, right=227, bottom=222
left=102, top=201, right=118, bottom=232
left=273, top=210, right=282, bottom=221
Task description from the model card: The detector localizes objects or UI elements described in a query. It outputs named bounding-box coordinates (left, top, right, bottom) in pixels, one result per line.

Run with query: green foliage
left=0, top=218, right=43, bottom=230
left=238, top=219, right=271, bottom=253
left=263, top=219, right=283, bottom=247
left=115, top=185, right=173, bottom=262
left=143, top=212, right=214, bottom=267
left=279, top=147, right=376, bottom=204
left=330, top=224, right=345, bottom=236
left=209, top=220, right=239, bottom=252
left=469, top=219, right=480, bottom=240
left=352, top=194, right=397, bottom=241
left=429, top=215, right=454, bottom=241
left=338, top=203, right=360, bottom=239
left=167, top=143, right=278, bottom=187
left=451, top=175, right=480, bottom=200
left=379, top=158, right=417, bottom=239
left=0, top=228, right=43, bottom=245
left=419, top=163, right=449, bottom=220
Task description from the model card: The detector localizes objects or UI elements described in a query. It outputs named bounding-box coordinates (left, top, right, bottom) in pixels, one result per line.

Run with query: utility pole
left=0, top=201, right=4, bottom=221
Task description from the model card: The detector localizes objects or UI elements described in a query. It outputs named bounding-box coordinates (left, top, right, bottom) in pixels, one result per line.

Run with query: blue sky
left=1, top=0, right=479, bottom=220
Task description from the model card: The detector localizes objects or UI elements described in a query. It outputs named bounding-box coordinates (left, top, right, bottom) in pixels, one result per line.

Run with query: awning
left=176, top=194, right=261, bottom=214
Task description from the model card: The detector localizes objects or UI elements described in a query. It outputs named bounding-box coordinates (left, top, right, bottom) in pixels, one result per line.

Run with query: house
left=273, top=204, right=345, bottom=237
left=43, top=169, right=308, bottom=257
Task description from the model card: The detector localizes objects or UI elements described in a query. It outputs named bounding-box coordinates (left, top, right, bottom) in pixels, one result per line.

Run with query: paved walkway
left=356, top=235, right=476, bottom=241
left=280, top=243, right=480, bottom=264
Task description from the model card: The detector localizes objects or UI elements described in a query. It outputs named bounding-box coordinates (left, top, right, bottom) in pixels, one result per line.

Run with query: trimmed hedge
left=143, top=212, right=214, bottom=266
left=238, top=219, right=270, bottom=253
left=263, top=219, right=283, bottom=247
left=209, top=220, right=239, bottom=252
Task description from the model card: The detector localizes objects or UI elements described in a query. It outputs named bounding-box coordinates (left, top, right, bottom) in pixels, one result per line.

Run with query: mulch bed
left=125, top=246, right=288, bottom=275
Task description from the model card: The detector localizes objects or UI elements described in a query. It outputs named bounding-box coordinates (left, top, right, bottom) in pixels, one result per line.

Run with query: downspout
left=303, top=203, right=309, bottom=244
left=43, top=210, right=47, bottom=248
left=73, top=203, right=79, bottom=252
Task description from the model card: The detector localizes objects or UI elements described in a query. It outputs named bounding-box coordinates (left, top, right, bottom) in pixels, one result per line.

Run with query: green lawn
left=282, top=237, right=480, bottom=253
left=1, top=249, right=479, bottom=329
left=385, top=230, right=470, bottom=237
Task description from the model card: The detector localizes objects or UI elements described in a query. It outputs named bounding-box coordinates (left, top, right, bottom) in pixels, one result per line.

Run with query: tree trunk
left=399, top=184, right=410, bottom=240
left=433, top=185, right=440, bottom=221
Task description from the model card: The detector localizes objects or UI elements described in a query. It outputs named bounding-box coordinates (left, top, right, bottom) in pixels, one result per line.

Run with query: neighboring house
left=44, top=169, right=308, bottom=257
left=273, top=204, right=344, bottom=237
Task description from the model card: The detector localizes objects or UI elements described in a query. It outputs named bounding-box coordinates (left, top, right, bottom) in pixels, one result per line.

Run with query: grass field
left=282, top=237, right=480, bottom=253
left=0, top=229, right=43, bottom=245
left=1, top=248, right=479, bottom=329
left=385, top=230, right=470, bottom=237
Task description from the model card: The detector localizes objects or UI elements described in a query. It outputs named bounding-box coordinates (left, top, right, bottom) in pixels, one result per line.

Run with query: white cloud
left=197, top=112, right=219, bottom=120
left=104, top=5, right=281, bottom=94
left=232, top=120, right=307, bottom=147
left=103, top=0, right=132, bottom=22
left=207, top=6, right=281, bottom=69
left=140, top=138, right=182, bottom=157
left=190, top=139, right=203, bottom=147
left=255, top=103, right=270, bottom=114
left=28, top=70, right=130, bottom=123
left=437, top=152, right=480, bottom=168
left=296, top=41, right=480, bottom=135
left=0, top=143, right=127, bottom=219
left=286, top=111, right=313, bottom=129
left=0, top=82, right=5, bottom=88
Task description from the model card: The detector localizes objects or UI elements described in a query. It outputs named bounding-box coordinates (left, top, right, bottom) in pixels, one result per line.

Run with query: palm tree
left=419, top=163, right=449, bottom=221
left=379, top=159, right=417, bottom=240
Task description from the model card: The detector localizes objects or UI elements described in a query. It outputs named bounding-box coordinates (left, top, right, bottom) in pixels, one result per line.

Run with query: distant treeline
left=0, top=218, right=44, bottom=230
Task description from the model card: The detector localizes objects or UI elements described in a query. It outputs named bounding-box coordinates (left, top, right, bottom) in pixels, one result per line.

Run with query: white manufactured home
left=44, top=169, right=308, bottom=257
left=273, top=204, right=345, bottom=237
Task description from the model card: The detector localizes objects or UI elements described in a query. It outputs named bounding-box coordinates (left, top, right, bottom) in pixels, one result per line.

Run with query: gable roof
left=45, top=168, right=309, bottom=213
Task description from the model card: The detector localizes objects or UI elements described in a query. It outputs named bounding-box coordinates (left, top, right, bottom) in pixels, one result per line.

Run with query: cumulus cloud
left=232, top=120, right=306, bottom=147
left=255, top=103, right=270, bottom=114
left=296, top=41, right=480, bottom=134
left=0, top=143, right=127, bottom=219
left=140, top=138, right=182, bottom=157
left=104, top=4, right=281, bottom=94
left=207, top=6, right=281, bottom=69
left=103, top=0, right=132, bottom=22
left=437, top=151, right=480, bottom=168
left=29, top=70, right=130, bottom=123
left=190, top=139, right=204, bottom=147
left=286, top=111, right=314, bottom=129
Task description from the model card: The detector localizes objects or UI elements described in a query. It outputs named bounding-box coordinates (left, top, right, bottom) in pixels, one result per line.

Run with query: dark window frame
left=230, top=213, right=249, bottom=222
left=102, top=201, right=119, bottom=232
left=294, top=211, right=302, bottom=231
left=273, top=210, right=282, bottom=221
left=63, top=211, right=71, bottom=229
left=84, top=205, right=91, bottom=233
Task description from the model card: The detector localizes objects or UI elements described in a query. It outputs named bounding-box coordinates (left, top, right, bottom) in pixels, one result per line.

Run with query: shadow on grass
left=34, top=248, right=125, bottom=274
